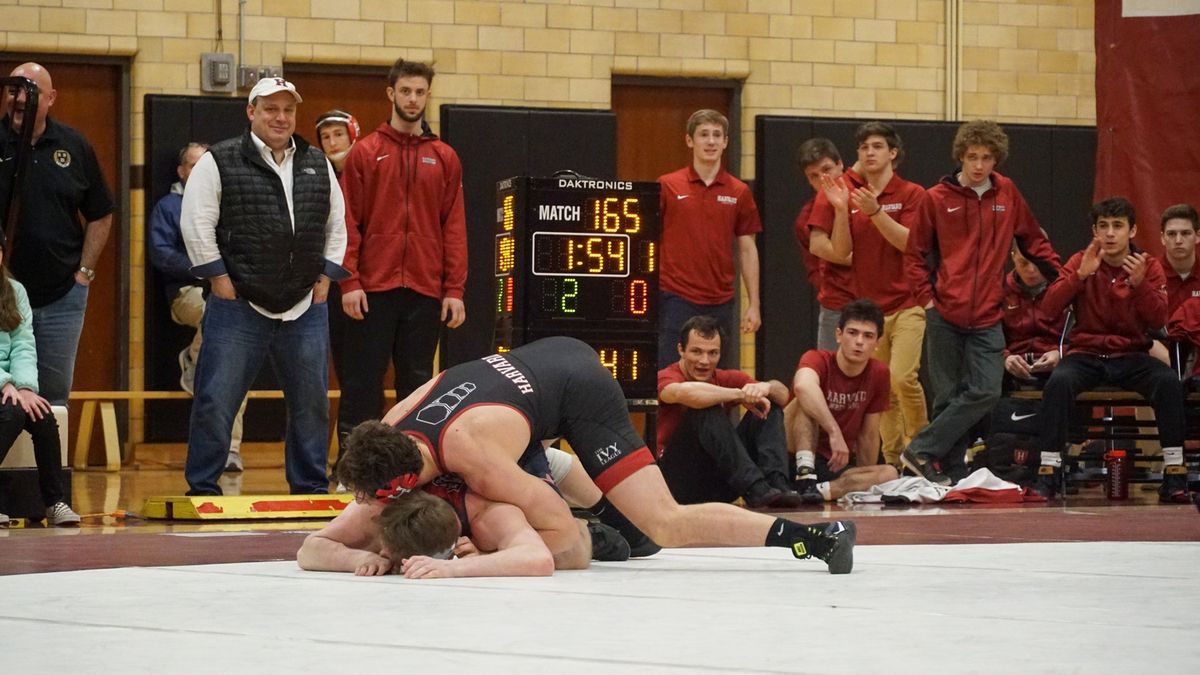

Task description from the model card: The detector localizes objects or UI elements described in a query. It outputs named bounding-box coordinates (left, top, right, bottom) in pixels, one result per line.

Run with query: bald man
left=0, top=62, right=114, bottom=408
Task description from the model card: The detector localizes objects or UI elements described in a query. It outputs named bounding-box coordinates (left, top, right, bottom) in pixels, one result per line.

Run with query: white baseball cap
left=248, top=77, right=303, bottom=104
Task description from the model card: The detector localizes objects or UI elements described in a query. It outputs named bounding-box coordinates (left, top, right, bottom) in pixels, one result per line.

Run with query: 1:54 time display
left=532, top=232, right=629, bottom=277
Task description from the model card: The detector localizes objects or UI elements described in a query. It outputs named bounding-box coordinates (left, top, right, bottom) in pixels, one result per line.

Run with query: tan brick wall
left=2, top=0, right=1095, bottom=421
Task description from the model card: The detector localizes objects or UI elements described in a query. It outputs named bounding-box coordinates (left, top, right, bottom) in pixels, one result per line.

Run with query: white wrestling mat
left=2, top=542, right=1197, bottom=674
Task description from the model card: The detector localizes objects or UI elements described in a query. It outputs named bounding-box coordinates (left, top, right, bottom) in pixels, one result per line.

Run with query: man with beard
left=336, top=58, right=467, bottom=445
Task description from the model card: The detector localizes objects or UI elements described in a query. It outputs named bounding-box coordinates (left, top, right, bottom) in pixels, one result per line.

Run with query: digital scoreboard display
left=494, top=176, right=661, bottom=399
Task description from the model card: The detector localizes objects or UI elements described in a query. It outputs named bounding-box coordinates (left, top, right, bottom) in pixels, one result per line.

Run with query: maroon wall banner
left=1095, top=0, right=1200, bottom=253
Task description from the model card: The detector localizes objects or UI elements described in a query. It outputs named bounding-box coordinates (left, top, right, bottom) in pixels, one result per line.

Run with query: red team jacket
left=1043, top=247, right=1168, bottom=356
left=906, top=172, right=1060, bottom=330
left=1157, top=253, right=1200, bottom=316
left=1000, top=271, right=1067, bottom=357
left=339, top=123, right=468, bottom=301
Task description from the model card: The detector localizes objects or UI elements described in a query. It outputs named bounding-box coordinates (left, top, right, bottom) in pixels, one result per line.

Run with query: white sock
left=1163, top=446, right=1184, bottom=466
left=796, top=450, right=816, bottom=473
left=545, top=446, right=574, bottom=483
left=1040, top=451, right=1062, bottom=468
left=816, top=481, right=832, bottom=501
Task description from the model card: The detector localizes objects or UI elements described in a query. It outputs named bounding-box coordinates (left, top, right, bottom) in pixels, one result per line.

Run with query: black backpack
left=972, top=398, right=1042, bottom=485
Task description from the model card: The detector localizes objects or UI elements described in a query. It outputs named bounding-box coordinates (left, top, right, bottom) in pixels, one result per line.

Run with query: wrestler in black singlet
left=393, top=337, right=654, bottom=492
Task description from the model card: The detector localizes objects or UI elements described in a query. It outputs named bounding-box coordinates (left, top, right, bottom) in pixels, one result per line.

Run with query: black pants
left=1036, top=353, right=1185, bottom=452
left=337, top=287, right=442, bottom=445
left=659, top=405, right=790, bottom=504
left=0, top=400, right=65, bottom=507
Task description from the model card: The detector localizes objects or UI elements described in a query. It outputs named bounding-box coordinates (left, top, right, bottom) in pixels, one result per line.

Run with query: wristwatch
left=78, top=266, right=96, bottom=281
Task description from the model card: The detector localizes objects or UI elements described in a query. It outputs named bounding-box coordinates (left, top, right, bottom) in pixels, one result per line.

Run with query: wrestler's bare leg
left=604, top=465, right=776, bottom=548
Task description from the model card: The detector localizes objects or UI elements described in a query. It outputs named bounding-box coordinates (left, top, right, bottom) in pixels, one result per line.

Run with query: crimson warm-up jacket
left=1043, top=246, right=1167, bottom=356
left=906, top=171, right=1060, bottom=330
left=1167, top=298, right=1200, bottom=375
left=1001, top=271, right=1067, bottom=358
left=339, top=123, right=467, bottom=301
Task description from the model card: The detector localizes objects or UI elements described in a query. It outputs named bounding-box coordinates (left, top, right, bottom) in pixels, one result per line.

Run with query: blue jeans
left=907, top=308, right=1004, bottom=460
left=31, top=282, right=89, bottom=406
left=185, top=296, right=330, bottom=495
left=658, top=292, right=737, bottom=370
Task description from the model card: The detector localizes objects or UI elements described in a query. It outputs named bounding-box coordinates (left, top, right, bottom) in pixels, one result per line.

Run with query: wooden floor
left=2, top=464, right=1198, bottom=576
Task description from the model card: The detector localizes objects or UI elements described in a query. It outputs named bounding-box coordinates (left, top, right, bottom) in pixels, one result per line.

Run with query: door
left=285, top=66, right=392, bottom=158
left=611, top=79, right=735, bottom=181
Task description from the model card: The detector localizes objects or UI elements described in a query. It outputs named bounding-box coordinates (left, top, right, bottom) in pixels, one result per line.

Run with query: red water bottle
left=1105, top=450, right=1128, bottom=500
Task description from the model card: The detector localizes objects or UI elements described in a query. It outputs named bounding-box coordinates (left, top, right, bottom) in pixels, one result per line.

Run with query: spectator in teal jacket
left=0, top=246, right=79, bottom=527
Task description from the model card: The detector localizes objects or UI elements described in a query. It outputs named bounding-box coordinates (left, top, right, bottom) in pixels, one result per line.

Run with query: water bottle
left=1104, top=450, right=1129, bottom=500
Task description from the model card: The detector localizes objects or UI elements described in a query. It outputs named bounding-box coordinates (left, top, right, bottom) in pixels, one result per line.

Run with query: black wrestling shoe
left=622, top=527, right=662, bottom=558
left=1031, top=465, right=1062, bottom=500
left=1159, top=466, right=1192, bottom=504
left=588, top=522, right=631, bottom=562
left=900, top=448, right=950, bottom=486
left=795, top=468, right=824, bottom=504
left=792, top=520, right=857, bottom=575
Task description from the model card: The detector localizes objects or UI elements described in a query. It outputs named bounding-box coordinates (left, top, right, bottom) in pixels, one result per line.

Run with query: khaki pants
left=873, top=305, right=928, bottom=466
left=172, top=286, right=246, bottom=453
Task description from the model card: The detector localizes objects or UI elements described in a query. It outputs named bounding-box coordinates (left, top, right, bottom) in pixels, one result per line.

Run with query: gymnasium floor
left=2, top=467, right=1198, bottom=673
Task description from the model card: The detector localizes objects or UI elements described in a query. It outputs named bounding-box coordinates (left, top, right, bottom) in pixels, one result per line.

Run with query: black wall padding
left=143, top=94, right=291, bottom=442
left=754, top=115, right=1096, bottom=385
left=439, top=105, right=617, bottom=368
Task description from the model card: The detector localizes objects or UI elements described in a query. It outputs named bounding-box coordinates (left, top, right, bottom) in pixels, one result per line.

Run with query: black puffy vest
left=209, top=131, right=330, bottom=313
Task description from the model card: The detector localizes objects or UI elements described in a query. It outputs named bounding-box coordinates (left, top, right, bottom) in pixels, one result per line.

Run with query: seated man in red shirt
left=1032, top=197, right=1188, bottom=503
left=786, top=299, right=897, bottom=502
left=657, top=315, right=804, bottom=508
left=1002, top=244, right=1068, bottom=385
left=1158, top=203, right=1200, bottom=315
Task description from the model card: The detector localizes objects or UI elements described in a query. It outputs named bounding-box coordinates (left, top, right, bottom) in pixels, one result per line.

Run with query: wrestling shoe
left=900, top=448, right=950, bottom=486
left=588, top=522, right=631, bottom=562
left=1159, top=465, right=1191, bottom=504
left=792, top=520, right=857, bottom=575
left=1031, top=465, right=1062, bottom=500
left=795, top=467, right=824, bottom=504
left=224, top=450, right=244, bottom=473
left=622, top=526, right=662, bottom=558
left=46, top=501, right=81, bottom=527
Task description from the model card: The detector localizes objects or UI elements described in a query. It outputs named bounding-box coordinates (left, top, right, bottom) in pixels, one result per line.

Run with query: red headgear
left=375, top=473, right=420, bottom=503
left=316, top=109, right=360, bottom=144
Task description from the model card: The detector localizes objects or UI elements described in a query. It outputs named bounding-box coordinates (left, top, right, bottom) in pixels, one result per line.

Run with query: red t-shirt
left=797, top=350, right=890, bottom=461
left=658, top=165, right=762, bottom=305
left=655, top=362, right=754, bottom=456
left=809, top=169, right=924, bottom=314
left=1157, top=253, right=1200, bottom=316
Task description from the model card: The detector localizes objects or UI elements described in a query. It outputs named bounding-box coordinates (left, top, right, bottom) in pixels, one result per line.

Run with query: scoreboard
left=493, top=175, right=661, bottom=399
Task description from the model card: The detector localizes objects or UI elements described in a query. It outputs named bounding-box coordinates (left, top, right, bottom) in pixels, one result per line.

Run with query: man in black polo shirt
left=0, top=62, right=114, bottom=408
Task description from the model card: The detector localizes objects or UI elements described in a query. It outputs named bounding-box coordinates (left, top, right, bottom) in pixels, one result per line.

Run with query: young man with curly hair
left=901, top=120, right=1060, bottom=485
